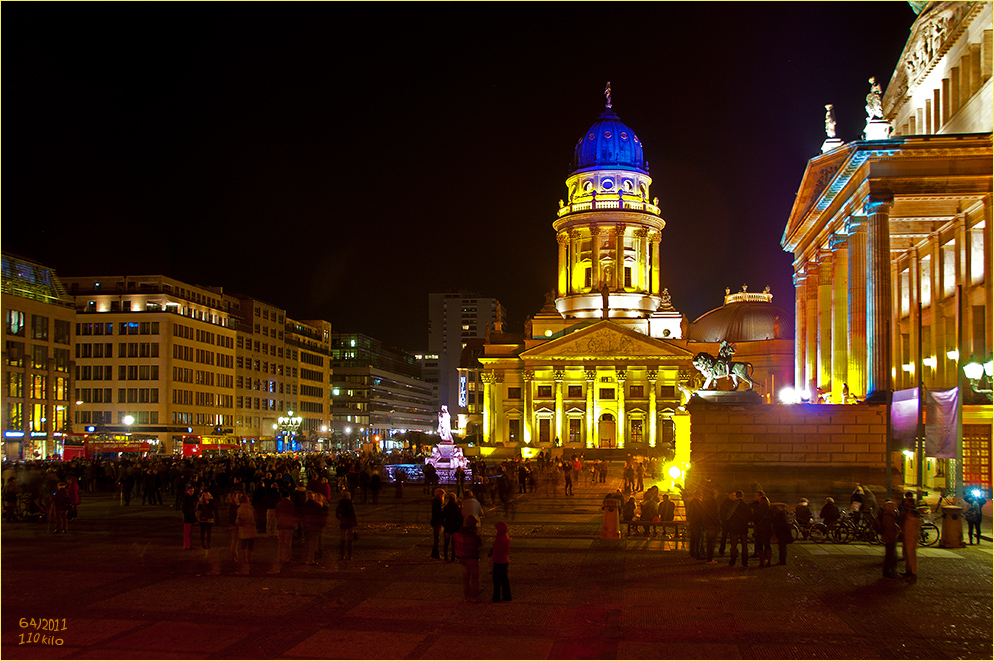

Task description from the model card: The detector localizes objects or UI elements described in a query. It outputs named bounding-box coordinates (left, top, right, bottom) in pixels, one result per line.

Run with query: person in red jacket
left=490, top=521, right=511, bottom=602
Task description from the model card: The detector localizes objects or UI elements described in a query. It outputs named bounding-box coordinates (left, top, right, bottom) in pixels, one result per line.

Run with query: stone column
left=523, top=370, right=534, bottom=445
left=818, top=250, right=833, bottom=395
left=569, top=230, right=582, bottom=295
left=590, top=226, right=602, bottom=290
left=650, top=232, right=661, bottom=295
left=647, top=369, right=658, bottom=448
left=554, top=369, right=565, bottom=445
left=614, top=224, right=626, bottom=288
left=585, top=369, right=596, bottom=448
left=635, top=228, right=649, bottom=292
left=481, top=373, right=493, bottom=444
left=492, top=372, right=504, bottom=442
left=557, top=233, right=569, bottom=298
left=805, top=260, right=819, bottom=394
left=794, top=269, right=807, bottom=390
left=615, top=368, right=627, bottom=449
left=846, top=215, right=868, bottom=399
left=830, top=234, right=848, bottom=403
left=865, top=196, right=895, bottom=401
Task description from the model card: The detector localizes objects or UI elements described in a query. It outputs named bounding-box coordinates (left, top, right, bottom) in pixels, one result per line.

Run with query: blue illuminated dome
left=572, top=107, right=649, bottom=175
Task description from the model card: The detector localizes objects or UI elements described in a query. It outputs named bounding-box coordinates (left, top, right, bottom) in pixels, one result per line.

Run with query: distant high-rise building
left=427, top=293, right=506, bottom=416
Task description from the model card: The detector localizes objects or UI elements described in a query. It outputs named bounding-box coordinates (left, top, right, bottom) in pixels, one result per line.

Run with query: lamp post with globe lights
left=273, top=411, right=302, bottom=453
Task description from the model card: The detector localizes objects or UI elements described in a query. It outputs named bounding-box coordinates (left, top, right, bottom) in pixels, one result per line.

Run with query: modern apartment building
left=2, top=253, right=76, bottom=460
left=58, top=274, right=237, bottom=455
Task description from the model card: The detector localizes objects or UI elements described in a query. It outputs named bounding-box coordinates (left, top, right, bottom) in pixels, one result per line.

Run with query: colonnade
left=555, top=226, right=661, bottom=297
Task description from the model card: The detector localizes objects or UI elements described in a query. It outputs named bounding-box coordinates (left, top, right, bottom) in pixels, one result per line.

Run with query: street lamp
left=275, top=411, right=302, bottom=453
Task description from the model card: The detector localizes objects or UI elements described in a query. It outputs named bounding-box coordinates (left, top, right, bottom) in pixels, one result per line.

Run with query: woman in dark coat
left=335, top=491, right=358, bottom=560
left=441, top=492, right=463, bottom=562
left=196, top=489, right=218, bottom=549
left=770, top=503, right=793, bottom=565
left=181, top=484, right=198, bottom=549
left=430, top=488, right=444, bottom=559
left=755, top=496, right=774, bottom=567
left=820, top=497, right=841, bottom=527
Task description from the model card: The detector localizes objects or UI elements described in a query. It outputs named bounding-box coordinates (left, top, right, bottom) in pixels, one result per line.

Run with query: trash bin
left=601, top=494, right=622, bottom=539
left=939, top=505, right=966, bottom=548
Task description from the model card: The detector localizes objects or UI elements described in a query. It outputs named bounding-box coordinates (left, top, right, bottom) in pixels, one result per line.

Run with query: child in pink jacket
left=490, top=521, right=511, bottom=602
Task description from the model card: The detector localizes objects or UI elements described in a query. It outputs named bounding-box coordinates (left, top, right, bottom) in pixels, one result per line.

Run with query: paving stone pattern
left=2, top=464, right=991, bottom=659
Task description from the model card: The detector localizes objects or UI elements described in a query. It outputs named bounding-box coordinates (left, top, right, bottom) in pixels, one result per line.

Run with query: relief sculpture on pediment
left=559, top=329, right=636, bottom=356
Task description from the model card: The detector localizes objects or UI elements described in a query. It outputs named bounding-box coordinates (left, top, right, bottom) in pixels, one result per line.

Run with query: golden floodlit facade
left=783, top=2, right=992, bottom=492
left=467, top=88, right=793, bottom=461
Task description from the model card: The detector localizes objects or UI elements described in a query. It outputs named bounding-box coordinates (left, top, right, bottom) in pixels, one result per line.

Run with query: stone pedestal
left=863, top=119, right=891, bottom=140
left=821, top=137, right=844, bottom=153
left=687, top=390, right=764, bottom=406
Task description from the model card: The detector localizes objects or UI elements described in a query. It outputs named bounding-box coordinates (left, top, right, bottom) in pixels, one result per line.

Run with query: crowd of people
left=2, top=451, right=986, bottom=590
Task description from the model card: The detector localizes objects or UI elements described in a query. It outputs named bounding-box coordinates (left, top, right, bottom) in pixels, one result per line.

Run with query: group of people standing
left=177, top=480, right=360, bottom=575
left=429, top=488, right=512, bottom=603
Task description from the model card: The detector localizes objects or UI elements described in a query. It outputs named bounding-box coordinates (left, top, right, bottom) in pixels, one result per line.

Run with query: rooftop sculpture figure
left=824, top=104, right=837, bottom=138
left=865, top=77, right=883, bottom=119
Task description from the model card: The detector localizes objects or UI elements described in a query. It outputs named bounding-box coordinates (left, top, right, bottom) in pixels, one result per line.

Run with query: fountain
left=424, top=405, right=471, bottom=482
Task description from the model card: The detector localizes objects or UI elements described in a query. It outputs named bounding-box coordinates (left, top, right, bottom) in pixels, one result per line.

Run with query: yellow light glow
left=667, top=465, right=682, bottom=480
left=902, top=363, right=915, bottom=373
left=946, top=349, right=959, bottom=361
left=923, top=356, right=937, bottom=369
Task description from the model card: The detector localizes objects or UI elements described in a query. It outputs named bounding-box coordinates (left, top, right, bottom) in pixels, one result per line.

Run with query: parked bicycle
left=789, top=512, right=828, bottom=543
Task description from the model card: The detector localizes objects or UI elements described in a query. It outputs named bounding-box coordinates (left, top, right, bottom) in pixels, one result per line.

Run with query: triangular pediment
left=519, top=321, right=693, bottom=360
left=782, top=145, right=854, bottom=251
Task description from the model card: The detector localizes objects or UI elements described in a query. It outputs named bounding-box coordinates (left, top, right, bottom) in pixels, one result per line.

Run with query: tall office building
left=427, top=293, right=506, bottom=420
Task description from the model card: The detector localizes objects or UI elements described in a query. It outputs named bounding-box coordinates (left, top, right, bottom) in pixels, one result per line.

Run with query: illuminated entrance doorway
left=598, top=413, right=616, bottom=448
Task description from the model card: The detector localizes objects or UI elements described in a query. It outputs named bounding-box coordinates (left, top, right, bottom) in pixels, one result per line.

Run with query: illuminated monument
left=464, top=84, right=793, bottom=459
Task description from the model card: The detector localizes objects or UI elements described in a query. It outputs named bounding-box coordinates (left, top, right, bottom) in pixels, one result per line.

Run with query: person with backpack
left=964, top=493, right=986, bottom=546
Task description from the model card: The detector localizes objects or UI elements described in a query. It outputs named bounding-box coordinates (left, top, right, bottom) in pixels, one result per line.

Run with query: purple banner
left=890, top=388, right=918, bottom=451
left=925, top=387, right=958, bottom=459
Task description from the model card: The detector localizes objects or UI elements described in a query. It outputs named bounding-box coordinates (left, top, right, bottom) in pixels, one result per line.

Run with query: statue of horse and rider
left=692, top=340, right=755, bottom=391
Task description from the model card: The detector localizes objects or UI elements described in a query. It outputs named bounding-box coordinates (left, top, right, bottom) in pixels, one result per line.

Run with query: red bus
left=181, top=435, right=240, bottom=457
left=61, top=433, right=152, bottom=459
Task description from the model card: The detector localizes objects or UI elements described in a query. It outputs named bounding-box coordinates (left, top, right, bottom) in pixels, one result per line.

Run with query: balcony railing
left=558, top=197, right=660, bottom=217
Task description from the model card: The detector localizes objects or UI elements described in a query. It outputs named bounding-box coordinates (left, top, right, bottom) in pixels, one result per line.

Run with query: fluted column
left=846, top=215, right=868, bottom=399
left=481, top=373, right=493, bottom=444
left=569, top=230, right=582, bottom=295
left=818, top=250, right=833, bottom=394
left=614, top=224, right=626, bottom=288
left=647, top=369, right=658, bottom=448
left=805, top=260, right=819, bottom=394
left=585, top=369, right=595, bottom=448
left=830, top=233, right=849, bottom=403
left=615, top=368, right=627, bottom=449
left=794, top=269, right=807, bottom=389
left=492, top=372, right=504, bottom=442
left=590, top=226, right=602, bottom=290
left=523, top=370, right=534, bottom=444
left=866, top=196, right=895, bottom=401
left=554, top=369, right=565, bottom=446
left=650, top=233, right=661, bottom=295
left=556, top=233, right=569, bottom=298
left=634, top=228, right=649, bottom=292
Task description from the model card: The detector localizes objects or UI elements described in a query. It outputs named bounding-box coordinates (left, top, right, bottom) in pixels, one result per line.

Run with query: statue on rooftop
left=604, top=81, right=612, bottom=108
left=865, top=77, right=883, bottom=120
left=824, top=104, right=837, bottom=138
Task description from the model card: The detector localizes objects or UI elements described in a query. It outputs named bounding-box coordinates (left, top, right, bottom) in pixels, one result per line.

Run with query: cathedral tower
left=550, top=85, right=680, bottom=338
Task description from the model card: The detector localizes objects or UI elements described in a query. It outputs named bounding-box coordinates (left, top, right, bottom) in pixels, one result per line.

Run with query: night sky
left=4, top=2, right=917, bottom=352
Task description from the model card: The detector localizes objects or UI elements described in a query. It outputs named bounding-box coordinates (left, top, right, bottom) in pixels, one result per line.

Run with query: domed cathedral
left=464, top=86, right=792, bottom=462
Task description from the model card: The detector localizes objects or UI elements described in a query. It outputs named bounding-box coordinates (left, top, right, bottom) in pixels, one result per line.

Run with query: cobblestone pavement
left=2, top=466, right=991, bottom=659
